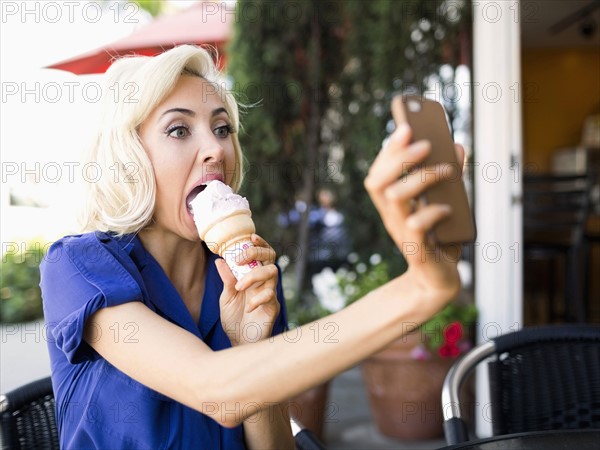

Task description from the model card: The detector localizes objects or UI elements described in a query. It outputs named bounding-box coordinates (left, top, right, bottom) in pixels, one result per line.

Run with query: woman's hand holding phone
left=364, top=95, right=471, bottom=303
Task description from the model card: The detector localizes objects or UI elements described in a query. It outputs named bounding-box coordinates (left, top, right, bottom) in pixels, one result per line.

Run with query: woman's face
left=139, top=75, right=236, bottom=240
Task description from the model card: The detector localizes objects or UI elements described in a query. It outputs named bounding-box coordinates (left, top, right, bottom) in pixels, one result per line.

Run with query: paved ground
left=1, top=320, right=446, bottom=449
left=324, top=366, right=446, bottom=449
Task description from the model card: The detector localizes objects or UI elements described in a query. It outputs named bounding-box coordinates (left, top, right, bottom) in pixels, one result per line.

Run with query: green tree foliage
left=338, top=1, right=470, bottom=274
left=228, top=0, right=346, bottom=214
left=228, top=1, right=346, bottom=295
left=227, top=0, right=471, bottom=301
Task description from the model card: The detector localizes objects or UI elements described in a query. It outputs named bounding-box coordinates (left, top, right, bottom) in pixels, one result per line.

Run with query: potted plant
left=336, top=254, right=478, bottom=440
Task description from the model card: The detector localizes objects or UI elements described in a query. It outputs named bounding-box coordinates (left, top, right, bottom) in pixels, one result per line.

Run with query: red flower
left=443, top=321, right=463, bottom=345
left=438, top=322, right=465, bottom=358
left=439, top=344, right=460, bottom=358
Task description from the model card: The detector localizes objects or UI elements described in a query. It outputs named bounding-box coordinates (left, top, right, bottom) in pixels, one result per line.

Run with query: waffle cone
left=200, top=210, right=256, bottom=257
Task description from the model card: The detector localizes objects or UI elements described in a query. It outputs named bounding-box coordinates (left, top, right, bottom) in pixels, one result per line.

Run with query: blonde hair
left=79, top=45, right=243, bottom=235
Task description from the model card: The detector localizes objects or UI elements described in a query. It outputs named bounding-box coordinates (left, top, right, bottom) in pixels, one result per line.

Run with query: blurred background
left=1, top=1, right=599, bottom=448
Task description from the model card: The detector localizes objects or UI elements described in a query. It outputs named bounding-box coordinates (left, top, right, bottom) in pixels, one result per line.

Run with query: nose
left=196, top=133, right=225, bottom=165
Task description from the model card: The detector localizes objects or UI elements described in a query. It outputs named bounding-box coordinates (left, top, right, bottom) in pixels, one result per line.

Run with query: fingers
left=455, top=143, right=465, bottom=166
left=232, top=235, right=279, bottom=313
left=235, top=263, right=278, bottom=291
left=366, top=132, right=432, bottom=219
left=250, top=233, right=270, bottom=248
left=365, top=124, right=415, bottom=194
left=218, top=259, right=279, bottom=313
left=391, top=95, right=407, bottom=126
left=215, top=259, right=237, bottom=300
left=400, top=204, right=455, bottom=269
left=383, top=163, right=457, bottom=204
left=235, top=264, right=279, bottom=313
left=406, top=204, right=452, bottom=233
left=245, top=286, right=279, bottom=314
left=236, top=234, right=276, bottom=265
left=455, top=143, right=465, bottom=176
left=366, top=132, right=465, bottom=215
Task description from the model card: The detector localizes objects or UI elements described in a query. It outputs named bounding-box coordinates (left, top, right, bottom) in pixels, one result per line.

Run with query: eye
left=214, top=125, right=233, bottom=139
left=166, top=125, right=190, bottom=139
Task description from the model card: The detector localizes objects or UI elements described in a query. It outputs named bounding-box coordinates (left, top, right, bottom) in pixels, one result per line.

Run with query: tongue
left=186, top=185, right=206, bottom=211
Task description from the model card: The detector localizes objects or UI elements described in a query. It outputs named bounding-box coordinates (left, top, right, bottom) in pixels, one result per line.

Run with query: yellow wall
left=521, top=48, right=600, bottom=171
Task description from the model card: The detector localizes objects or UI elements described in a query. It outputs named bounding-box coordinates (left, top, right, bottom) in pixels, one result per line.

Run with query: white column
left=472, top=0, right=523, bottom=437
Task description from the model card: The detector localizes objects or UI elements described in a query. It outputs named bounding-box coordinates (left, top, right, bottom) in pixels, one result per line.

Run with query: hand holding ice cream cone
left=189, top=180, right=262, bottom=280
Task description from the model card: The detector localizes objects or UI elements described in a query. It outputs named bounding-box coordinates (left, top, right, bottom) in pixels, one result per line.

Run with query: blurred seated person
left=278, top=188, right=350, bottom=277
left=308, top=188, right=350, bottom=276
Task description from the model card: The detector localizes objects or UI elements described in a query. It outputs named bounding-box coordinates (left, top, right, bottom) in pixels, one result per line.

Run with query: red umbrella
left=46, top=2, right=233, bottom=74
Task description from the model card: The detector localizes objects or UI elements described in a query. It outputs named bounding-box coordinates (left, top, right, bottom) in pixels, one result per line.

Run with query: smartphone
left=391, top=95, right=476, bottom=244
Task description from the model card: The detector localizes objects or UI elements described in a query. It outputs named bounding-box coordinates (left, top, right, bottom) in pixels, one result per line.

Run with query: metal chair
left=0, top=377, right=59, bottom=450
left=523, top=173, right=594, bottom=323
left=0, top=376, right=326, bottom=450
left=583, top=170, right=600, bottom=318
left=291, top=418, right=327, bottom=450
left=441, top=324, right=600, bottom=445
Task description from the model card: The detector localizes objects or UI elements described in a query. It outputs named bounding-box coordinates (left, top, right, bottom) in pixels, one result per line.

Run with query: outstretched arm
left=84, top=117, right=463, bottom=431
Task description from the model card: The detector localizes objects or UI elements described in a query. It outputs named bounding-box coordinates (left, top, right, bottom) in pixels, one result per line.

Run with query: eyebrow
left=211, top=107, right=229, bottom=118
left=160, top=107, right=229, bottom=119
left=160, top=108, right=195, bottom=118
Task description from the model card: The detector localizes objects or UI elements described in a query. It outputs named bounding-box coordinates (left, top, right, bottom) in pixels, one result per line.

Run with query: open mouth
left=186, top=184, right=208, bottom=214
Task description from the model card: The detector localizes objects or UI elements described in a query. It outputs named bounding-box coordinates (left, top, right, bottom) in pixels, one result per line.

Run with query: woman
left=41, top=45, right=463, bottom=449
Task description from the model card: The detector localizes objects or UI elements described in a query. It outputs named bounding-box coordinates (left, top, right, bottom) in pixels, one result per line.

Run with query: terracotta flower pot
left=287, top=382, right=330, bottom=441
left=361, top=332, right=455, bottom=440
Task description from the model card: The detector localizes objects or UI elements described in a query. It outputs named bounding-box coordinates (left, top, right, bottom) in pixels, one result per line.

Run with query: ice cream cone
left=199, top=210, right=255, bottom=251
left=200, top=211, right=260, bottom=280
left=190, top=181, right=261, bottom=280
